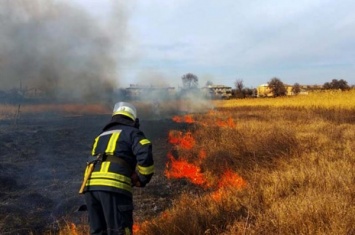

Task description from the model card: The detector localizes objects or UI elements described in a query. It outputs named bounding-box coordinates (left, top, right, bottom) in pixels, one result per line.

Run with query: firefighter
left=81, top=102, right=154, bottom=235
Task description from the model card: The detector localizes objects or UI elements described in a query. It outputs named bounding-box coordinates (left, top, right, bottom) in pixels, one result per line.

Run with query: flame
left=168, top=130, right=195, bottom=150
left=168, top=130, right=182, bottom=145
left=172, top=113, right=236, bottom=129
left=133, top=224, right=140, bottom=233
left=172, top=115, right=195, bottom=123
left=172, top=116, right=182, bottom=122
left=211, top=189, right=223, bottom=201
left=216, top=117, right=236, bottom=128
left=165, top=153, right=207, bottom=186
left=211, top=170, right=247, bottom=201
left=217, top=170, right=246, bottom=189
left=184, top=115, right=195, bottom=123
left=70, top=223, right=78, bottom=235
left=179, top=132, right=195, bottom=150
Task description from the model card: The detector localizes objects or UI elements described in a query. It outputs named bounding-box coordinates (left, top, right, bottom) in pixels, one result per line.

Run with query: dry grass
left=137, top=90, right=355, bottom=235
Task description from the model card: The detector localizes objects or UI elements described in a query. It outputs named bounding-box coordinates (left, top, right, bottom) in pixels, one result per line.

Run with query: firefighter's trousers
left=84, top=191, right=133, bottom=235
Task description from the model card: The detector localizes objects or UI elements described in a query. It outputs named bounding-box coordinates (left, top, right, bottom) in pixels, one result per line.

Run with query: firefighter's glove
left=131, top=172, right=142, bottom=187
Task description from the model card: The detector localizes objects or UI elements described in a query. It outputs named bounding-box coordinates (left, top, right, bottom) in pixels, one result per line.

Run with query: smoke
left=0, top=0, right=130, bottom=102
left=0, top=0, right=216, bottom=118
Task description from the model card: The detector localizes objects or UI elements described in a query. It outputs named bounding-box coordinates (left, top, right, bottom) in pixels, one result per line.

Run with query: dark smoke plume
left=0, top=0, right=129, bottom=102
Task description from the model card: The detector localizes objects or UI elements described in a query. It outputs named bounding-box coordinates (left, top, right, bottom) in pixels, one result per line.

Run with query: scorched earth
left=0, top=108, right=197, bottom=234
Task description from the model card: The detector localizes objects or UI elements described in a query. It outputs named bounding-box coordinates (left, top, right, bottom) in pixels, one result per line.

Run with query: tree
left=234, top=79, right=244, bottom=98
left=268, top=77, right=287, bottom=97
left=336, top=79, right=349, bottom=91
left=323, top=82, right=331, bottom=89
left=181, top=73, right=198, bottom=89
left=292, top=83, right=301, bottom=95
left=243, top=88, right=256, bottom=98
left=323, top=79, right=350, bottom=91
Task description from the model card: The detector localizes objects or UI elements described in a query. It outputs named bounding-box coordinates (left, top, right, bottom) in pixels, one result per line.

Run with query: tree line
left=262, top=77, right=352, bottom=97
left=180, top=73, right=352, bottom=98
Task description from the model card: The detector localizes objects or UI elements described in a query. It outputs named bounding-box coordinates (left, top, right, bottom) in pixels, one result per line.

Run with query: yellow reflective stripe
left=106, top=132, right=120, bottom=154
left=100, top=162, right=110, bottom=173
left=91, top=172, right=131, bottom=183
left=124, top=227, right=131, bottom=235
left=137, top=164, right=155, bottom=175
left=91, top=136, right=99, bottom=155
left=140, top=139, right=151, bottom=145
left=87, top=179, right=132, bottom=193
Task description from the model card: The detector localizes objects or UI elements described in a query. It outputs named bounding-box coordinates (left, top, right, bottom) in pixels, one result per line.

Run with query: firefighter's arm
left=132, top=132, right=154, bottom=187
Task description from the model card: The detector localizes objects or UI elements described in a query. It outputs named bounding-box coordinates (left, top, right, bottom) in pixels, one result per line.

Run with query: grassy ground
left=137, top=90, right=355, bottom=235
left=5, top=90, right=353, bottom=234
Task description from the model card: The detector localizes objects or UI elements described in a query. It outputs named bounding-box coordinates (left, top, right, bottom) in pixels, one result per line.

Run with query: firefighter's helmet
left=112, top=102, right=137, bottom=121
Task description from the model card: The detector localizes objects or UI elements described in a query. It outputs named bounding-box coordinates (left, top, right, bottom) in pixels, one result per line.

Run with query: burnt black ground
left=0, top=113, right=194, bottom=234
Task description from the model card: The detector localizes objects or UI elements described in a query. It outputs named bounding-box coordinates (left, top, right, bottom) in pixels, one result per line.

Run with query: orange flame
left=184, top=115, right=195, bottom=123
left=172, top=113, right=236, bottom=129
left=179, top=132, right=195, bottom=150
left=133, top=224, right=140, bottom=233
left=211, top=170, right=247, bottom=201
left=168, top=130, right=182, bottom=145
left=172, top=116, right=182, bottom=123
left=165, top=153, right=207, bottom=186
left=211, top=189, right=224, bottom=201
left=172, top=115, right=195, bottom=123
left=217, top=170, right=246, bottom=189
left=168, top=131, right=195, bottom=150
left=216, top=117, right=236, bottom=128
left=70, top=223, right=78, bottom=235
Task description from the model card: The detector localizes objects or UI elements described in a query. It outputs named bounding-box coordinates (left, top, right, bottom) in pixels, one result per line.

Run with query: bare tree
left=181, top=73, right=198, bottom=89
left=234, top=79, right=244, bottom=98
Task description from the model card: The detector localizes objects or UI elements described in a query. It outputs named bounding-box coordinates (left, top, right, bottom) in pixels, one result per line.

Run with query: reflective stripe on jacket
left=83, top=122, right=154, bottom=197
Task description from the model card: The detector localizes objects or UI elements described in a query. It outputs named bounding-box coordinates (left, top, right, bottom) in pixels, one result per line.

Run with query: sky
left=66, top=0, right=355, bottom=88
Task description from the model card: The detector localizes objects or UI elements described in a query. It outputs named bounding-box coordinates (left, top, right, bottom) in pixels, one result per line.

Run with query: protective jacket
left=83, top=115, right=154, bottom=198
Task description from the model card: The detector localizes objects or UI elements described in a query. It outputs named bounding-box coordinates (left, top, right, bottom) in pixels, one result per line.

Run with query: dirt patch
left=0, top=113, right=195, bottom=234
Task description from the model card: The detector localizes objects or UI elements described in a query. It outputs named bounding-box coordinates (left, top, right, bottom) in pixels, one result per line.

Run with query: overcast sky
left=69, top=0, right=355, bottom=88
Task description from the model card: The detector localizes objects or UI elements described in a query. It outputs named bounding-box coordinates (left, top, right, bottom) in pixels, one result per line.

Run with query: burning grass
left=136, top=91, right=355, bottom=235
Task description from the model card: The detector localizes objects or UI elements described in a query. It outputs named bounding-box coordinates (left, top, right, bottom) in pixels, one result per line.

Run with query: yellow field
left=138, top=90, right=355, bottom=235
left=215, top=89, right=355, bottom=110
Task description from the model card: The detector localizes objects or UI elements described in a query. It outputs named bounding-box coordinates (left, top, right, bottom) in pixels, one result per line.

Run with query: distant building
left=256, top=84, right=273, bottom=97
left=256, top=83, right=322, bottom=97
left=201, top=85, right=232, bottom=99
left=257, top=84, right=295, bottom=97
